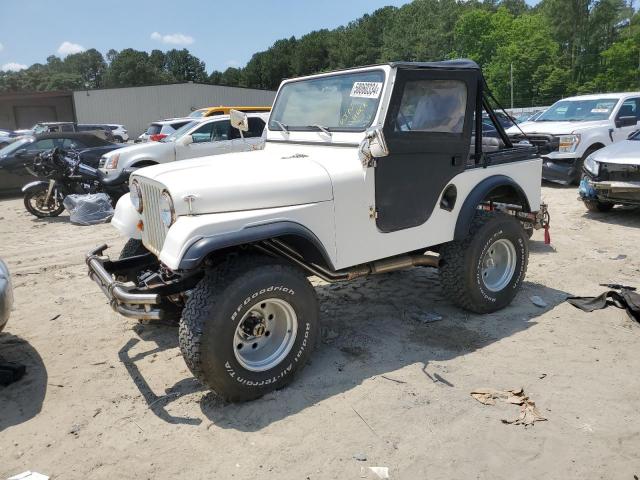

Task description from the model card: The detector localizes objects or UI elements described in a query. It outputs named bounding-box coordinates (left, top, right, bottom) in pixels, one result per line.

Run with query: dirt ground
left=1, top=185, right=639, bottom=480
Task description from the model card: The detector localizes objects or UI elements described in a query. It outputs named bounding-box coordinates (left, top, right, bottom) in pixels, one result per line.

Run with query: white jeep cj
left=87, top=60, right=548, bottom=401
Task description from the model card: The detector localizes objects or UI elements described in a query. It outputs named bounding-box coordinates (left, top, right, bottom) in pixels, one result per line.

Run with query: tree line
left=1, top=0, right=638, bottom=107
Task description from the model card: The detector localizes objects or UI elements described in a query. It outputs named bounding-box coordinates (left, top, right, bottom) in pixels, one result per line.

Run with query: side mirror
left=616, top=116, right=637, bottom=128
left=358, top=127, right=389, bottom=168
left=230, top=109, right=249, bottom=133
left=177, top=134, right=193, bottom=147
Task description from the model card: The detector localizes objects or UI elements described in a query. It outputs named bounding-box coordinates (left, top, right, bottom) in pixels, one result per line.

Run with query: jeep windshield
left=269, top=70, right=385, bottom=133
left=537, top=98, right=618, bottom=122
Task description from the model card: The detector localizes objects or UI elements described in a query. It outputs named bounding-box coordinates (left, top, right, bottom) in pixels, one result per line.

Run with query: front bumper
left=579, top=175, right=640, bottom=206
left=542, top=157, right=580, bottom=184
left=86, top=244, right=163, bottom=320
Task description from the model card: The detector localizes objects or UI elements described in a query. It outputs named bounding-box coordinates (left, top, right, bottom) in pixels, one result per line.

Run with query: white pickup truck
left=86, top=60, right=549, bottom=402
left=507, top=92, right=640, bottom=184
left=99, top=113, right=269, bottom=173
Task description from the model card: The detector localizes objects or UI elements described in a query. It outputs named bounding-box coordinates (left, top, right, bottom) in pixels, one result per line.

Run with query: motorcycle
left=22, top=148, right=133, bottom=218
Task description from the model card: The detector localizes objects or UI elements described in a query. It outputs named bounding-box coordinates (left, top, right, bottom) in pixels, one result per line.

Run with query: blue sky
left=0, top=0, right=417, bottom=73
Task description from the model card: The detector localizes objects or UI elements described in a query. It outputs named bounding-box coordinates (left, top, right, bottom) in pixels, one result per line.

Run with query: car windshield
left=161, top=121, right=198, bottom=142
left=188, top=110, right=206, bottom=118
left=537, top=98, right=618, bottom=122
left=269, top=70, right=385, bottom=132
left=0, top=138, right=31, bottom=156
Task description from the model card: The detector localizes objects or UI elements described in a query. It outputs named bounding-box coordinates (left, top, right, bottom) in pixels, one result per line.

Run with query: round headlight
left=159, top=191, right=175, bottom=228
left=130, top=180, right=143, bottom=213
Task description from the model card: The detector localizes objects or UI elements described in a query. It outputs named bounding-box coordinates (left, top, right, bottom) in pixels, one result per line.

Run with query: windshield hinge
left=369, top=206, right=378, bottom=220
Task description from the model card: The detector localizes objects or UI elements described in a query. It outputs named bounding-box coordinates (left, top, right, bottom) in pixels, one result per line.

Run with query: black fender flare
left=21, top=181, right=50, bottom=193
left=178, top=221, right=335, bottom=271
left=454, top=175, right=531, bottom=240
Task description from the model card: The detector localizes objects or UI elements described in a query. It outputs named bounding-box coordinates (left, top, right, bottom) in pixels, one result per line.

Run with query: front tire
left=179, top=255, right=319, bottom=402
left=439, top=211, right=528, bottom=314
left=583, top=199, right=614, bottom=212
left=23, top=186, right=65, bottom=218
left=119, top=238, right=148, bottom=258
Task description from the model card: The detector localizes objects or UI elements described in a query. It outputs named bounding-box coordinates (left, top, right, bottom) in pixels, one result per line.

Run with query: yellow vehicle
left=188, top=106, right=271, bottom=118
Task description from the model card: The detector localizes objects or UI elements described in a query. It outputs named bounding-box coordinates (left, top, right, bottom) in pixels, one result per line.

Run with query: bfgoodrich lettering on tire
left=178, top=254, right=318, bottom=402
left=439, top=211, right=528, bottom=313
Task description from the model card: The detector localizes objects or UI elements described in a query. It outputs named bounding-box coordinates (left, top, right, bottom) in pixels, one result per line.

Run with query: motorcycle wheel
left=23, top=185, right=65, bottom=218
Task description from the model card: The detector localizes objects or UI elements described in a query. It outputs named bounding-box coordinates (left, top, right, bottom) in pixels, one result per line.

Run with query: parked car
left=100, top=112, right=268, bottom=173
left=106, top=124, right=129, bottom=143
left=188, top=106, right=271, bottom=118
left=136, top=119, right=192, bottom=143
left=0, top=258, right=12, bottom=333
left=13, top=122, right=115, bottom=142
left=0, top=129, right=18, bottom=149
left=0, top=133, right=124, bottom=193
left=579, top=129, right=640, bottom=211
left=86, top=59, right=547, bottom=402
left=507, top=92, right=640, bottom=184
left=515, top=110, right=544, bottom=124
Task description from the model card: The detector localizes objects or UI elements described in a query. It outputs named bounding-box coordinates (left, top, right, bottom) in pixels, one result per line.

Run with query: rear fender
left=454, top=175, right=531, bottom=240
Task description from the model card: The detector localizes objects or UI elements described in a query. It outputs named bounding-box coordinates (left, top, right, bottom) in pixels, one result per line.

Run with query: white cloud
left=150, top=31, right=194, bottom=46
left=225, top=59, right=240, bottom=68
left=0, top=43, right=4, bottom=52
left=57, top=41, right=86, bottom=56
left=1, top=62, right=27, bottom=72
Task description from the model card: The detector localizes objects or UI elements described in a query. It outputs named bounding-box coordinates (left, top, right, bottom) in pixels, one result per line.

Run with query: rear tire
left=583, top=199, right=614, bottom=212
left=439, top=211, right=528, bottom=313
left=23, top=186, right=65, bottom=218
left=179, top=254, right=318, bottom=402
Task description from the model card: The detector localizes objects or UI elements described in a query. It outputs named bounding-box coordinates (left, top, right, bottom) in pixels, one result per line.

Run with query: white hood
left=133, top=148, right=334, bottom=215
left=591, top=140, right=640, bottom=165
left=506, top=120, right=608, bottom=136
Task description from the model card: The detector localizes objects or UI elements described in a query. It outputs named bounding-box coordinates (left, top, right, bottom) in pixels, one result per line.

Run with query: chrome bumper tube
left=86, top=244, right=162, bottom=320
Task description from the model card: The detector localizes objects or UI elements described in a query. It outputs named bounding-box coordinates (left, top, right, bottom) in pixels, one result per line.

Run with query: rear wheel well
left=481, top=184, right=531, bottom=212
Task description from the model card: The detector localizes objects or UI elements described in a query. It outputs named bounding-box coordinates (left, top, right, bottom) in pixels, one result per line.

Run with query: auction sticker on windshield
left=350, top=82, right=383, bottom=99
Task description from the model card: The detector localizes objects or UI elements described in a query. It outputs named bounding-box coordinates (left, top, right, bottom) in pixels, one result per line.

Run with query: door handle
left=451, top=155, right=462, bottom=167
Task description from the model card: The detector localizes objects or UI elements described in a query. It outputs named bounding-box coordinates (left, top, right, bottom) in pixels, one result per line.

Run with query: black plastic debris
left=567, top=286, right=640, bottom=323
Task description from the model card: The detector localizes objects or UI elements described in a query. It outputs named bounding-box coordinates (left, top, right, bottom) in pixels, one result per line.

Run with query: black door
left=375, top=68, right=478, bottom=232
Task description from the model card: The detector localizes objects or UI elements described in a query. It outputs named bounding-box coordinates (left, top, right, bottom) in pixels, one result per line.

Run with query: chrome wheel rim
left=30, top=191, right=60, bottom=213
left=481, top=238, right=517, bottom=292
left=233, top=298, right=298, bottom=372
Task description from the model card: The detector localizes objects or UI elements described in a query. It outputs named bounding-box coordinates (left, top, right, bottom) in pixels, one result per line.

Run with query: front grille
left=139, top=180, right=167, bottom=256
left=510, top=134, right=558, bottom=155
left=600, top=163, right=640, bottom=182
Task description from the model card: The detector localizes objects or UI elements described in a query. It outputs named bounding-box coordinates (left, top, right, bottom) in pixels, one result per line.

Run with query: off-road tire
left=23, top=186, right=65, bottom=218
left=439, top=211, right=528, bottom=314
left=179, top=254, right=319, bottom=402
left=583, top=199, right=614, bottom=212
left=119, top=238, right=148, bottom=259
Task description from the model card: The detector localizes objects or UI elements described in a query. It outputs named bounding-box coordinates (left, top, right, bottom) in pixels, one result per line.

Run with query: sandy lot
left=1, top=185, right=639, bottom=480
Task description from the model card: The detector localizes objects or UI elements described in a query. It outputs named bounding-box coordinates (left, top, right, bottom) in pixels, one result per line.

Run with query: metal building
left=73, top=83, right=276, bottom=138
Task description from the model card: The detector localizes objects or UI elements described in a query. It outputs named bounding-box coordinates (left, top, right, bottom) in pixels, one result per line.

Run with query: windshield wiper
left=307, top=124, right=332, bottom=136
left=273, top=120, right=289, bottom=133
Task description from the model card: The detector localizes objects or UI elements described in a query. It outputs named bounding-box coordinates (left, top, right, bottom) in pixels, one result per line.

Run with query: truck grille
left=601, top=163, right=640, bottom=182
left=510, top=134, right=558, bottom=155
left=139, top=180, right=167, bottom=256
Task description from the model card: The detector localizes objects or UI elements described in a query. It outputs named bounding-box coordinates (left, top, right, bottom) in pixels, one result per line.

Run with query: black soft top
left=30, top=132, right=114, bottom=147
left=389, top=59, right=481, bottom=71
